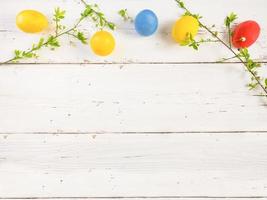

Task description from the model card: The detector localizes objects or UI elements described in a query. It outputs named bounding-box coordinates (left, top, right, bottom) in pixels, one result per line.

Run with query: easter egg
left=232, top=20, right=260, bottom=48
left=90, top=31, right=115, bottom=56
left=16, top=10, right=48, bottom=33
left=172, top=15, right=199, bottom=45
left=134, top=9, right=158, bottom=36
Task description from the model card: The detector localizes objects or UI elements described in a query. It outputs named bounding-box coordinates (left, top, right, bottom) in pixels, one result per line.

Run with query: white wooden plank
left=0, top=0, right=266, bottom=63
left=1, top=133, right=267, bottom=197
left=0, top=63, right=267, bottom=133
left=0, top=199, right=265, bottom=200
left=0, top=198, right=266, bottom=199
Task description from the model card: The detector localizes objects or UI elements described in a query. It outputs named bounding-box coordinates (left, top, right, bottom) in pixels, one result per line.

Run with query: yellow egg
left=172, top=15, right=199, bottom=45
left=16, top=10, right=48, bottom=33
left=90, top=31, right=115, bottom=56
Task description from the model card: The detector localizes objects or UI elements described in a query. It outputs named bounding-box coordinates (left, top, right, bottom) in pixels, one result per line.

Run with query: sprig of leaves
left=118, top=9, right=133, bottom=22
left=76, top=32, right=88, bottom=44
left=225, top=13, right=237, bottom=27
left=238, top=48, right=262, bottom=89
left=176, top=0, right=185, bottom=9
left=186, top=33, right=219, bottom=50
left=174, top=0, right=267, bottom=97
left=224, top=12, right=237, bottom=47
left=183, top=11, right=202, bottom=21
left=54, top=7, right=66, bottom=35
left=80, top=0, right=116, bottom=30
left=12, top=37, right=45, bottom=61
left=66, top=31, right=88, bottom=44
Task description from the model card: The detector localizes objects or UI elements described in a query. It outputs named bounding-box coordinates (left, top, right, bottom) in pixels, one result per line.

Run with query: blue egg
left=134, top=9, right=158, bottom=36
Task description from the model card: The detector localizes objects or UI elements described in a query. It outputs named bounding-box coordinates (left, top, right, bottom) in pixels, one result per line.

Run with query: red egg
left=232, top=20, right=260, bottom=48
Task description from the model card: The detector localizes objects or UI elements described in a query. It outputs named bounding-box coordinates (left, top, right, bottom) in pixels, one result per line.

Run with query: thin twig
left=218, top=55, right=239, bottom=62
left=227, top=27, right=232, bottom=48
left=0, top=14, right=85, bottom=65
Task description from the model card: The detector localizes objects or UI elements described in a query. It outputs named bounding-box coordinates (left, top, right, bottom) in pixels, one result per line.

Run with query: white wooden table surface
left=1, top=0, right=267, bottom=199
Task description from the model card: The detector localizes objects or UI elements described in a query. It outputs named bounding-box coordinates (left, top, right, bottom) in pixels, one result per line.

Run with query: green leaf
left=22, top=51, right=36, bottom=58
left=107, top=22, right=116, bottom=30
left=14, top=50, right=21, bottom=58
left=239, top=48, right=250, bottom=59
left=118, top=9, right=126, bottom=18
left=175, top=0, right=185, bottom=9
left=247, top=82, right=258, bottom=90
left=37, top=38, right=45, bottom=48
left=118, top=9, right=133, bottom=22
left=77, top=32, right=88, bottom=44
left=54, top=7, right=66, bottom=22
left=183, top=11, right=202, bottom=20
left=46, top=36, right=60, bottom=48
left=224, top=12, right=237, bottom=27
left=81, top=6, right=93, bottom=18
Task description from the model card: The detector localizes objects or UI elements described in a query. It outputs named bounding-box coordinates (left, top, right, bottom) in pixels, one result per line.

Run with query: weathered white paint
left=0, top=199, right=265, bottom=200
left=0, top=199, right=264, bottom=200
left=0, top=0, right=267, bottom=199
left=1, top=133, right=267, bottom=197
left=0, top=64, right=267, bottom=133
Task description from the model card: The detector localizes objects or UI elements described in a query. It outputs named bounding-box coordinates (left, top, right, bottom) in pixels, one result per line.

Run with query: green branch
left=80, top=0, right=116, bottom=30
left=0, top=2, right=115, bottom=65
left=175, top=0, right=267, bottom=97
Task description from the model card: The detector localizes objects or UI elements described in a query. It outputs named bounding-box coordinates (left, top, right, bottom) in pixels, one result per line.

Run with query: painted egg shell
left=172, top=15, right=199, bottom=45
left=134, top=9, right=158, bottom=36
left=16, top=10, right=48, bottom=33
left=232, top=20, right=260, bottom=48
left=90, top=31, right=115, bottom=56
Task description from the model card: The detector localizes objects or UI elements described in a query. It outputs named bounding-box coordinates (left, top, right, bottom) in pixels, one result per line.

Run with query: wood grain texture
left=1, top=133, right=267, bottom=197
left=0, top=196, right=267, bottom=200
left=0, top=0, right=266, bottom=63
left=0, top=64, right=267, bottom=133
left=1, top=0, right=267, bottom=198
